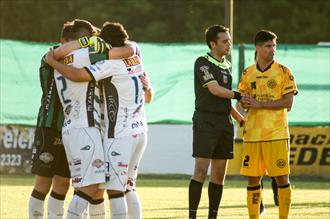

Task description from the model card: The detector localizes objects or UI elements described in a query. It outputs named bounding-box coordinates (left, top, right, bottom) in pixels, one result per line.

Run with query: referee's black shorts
left=192, top=111, right=234, bottom=159
left=31, top=127, right=70, bottom=178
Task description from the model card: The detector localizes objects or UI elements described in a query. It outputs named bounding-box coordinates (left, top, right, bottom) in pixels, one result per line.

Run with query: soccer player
left=238, top=29, right=298, bottom=219
left=189, top=24, right=245, bottom=219
left=28, top=23, right=73, bottom=219
left=45, top=22, right=152, bottom=219
left=47, top=19, right=134, bottom=219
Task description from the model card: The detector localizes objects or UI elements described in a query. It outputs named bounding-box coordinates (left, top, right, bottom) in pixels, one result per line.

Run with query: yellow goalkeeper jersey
left=238, top=61, right=298, bottom=142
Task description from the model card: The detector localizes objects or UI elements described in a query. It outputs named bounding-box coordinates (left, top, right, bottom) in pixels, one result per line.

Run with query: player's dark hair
left=99, top=22, right=129, bottom=47
left=254, top=29, right=277, bottom=45
left=71, top=19, right=97, bottom=39
left=205, top=25, right=229, bottom=49
left=61, top=19, right=98, bottom=42
left=61, top=22, right=73, bottom=42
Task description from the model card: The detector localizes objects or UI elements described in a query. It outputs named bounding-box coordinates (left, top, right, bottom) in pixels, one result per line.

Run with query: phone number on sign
left=0, top=153, right=22, bottom=167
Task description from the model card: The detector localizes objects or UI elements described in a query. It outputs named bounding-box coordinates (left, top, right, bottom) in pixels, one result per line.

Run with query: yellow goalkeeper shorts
left=240, top=140, right=290, bottom=177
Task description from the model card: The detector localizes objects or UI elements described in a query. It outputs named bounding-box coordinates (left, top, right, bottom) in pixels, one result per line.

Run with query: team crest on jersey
left=92, top=159, right=104, bottom=168
left=123, top=56, right=140, bottom=67
left=276, top=159, right=286, bottom=168
left=39, top=152, right=54, bottom=163
left=63, top=55, right=74, bottom=65
left=267, top=79, right=277, bottom=89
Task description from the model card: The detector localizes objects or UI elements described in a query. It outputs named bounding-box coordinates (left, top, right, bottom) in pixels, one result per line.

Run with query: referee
left=188, top=25, right=244, bottom=219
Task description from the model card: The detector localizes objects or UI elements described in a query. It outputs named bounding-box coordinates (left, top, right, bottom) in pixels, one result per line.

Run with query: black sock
left=31, top=189, right=46, bottom=200
left=271, top=177, right=279, bottom=206
left=188, top=179, right=203, bottom=219
left=208, top=182, right=223, bottom=219
left=50, top=190, right=66, bottom=200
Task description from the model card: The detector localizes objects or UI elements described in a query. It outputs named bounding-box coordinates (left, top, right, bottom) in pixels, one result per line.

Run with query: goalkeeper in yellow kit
left=238, top=29, right=298, bottom=219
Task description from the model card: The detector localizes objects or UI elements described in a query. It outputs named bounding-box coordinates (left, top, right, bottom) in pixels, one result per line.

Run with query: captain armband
left=78, top=36, right=90, bottom=48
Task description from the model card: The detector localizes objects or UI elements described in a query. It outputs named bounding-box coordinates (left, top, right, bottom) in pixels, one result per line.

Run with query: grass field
left=0, top=174, right=329, bottom=219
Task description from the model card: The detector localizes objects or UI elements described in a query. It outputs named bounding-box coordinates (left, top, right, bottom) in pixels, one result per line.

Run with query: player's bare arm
left=53, top=36, right=134, bottom=60
left=230, top=106, right=246, bottom=126
left=109, top=43, right=134, bottom=59
left=45, top=49, right=92, bottom=82
left=242, top=92, right=294, bottom=110
left=140, top=72, right=154, bottom=103
left=206, top=81, right=241, bottom=100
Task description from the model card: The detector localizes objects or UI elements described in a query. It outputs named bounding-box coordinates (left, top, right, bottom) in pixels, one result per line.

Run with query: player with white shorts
left=48, top=29, right=135, bottom=218
left=46, top=22, right=153, bottom=218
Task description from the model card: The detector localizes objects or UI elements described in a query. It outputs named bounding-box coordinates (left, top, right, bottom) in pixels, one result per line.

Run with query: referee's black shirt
left=194, top=53, right=232, bottom=115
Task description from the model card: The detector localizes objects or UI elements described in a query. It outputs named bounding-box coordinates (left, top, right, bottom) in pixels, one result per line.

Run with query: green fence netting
left=1, top=39, right=329, bottom=126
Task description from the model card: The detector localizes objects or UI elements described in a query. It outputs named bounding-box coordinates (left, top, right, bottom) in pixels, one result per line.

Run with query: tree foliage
left=0, top=0, right=329, bottom=43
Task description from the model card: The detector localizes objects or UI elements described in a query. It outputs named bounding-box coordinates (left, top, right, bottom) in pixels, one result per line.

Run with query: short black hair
left=70, top=19, right=96, bottom=39
left=205, top=25, right=229, bottom=49
left=254, top=29, right=277, bottom=45
left=99, top=22, right=129, bottom=47
left=61, top=22, right=73, bottom=41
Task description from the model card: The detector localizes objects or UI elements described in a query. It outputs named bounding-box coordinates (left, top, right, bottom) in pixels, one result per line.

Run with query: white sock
left=29, top=196, right=44, bottom=219
left=47, top=191, right=65, bottom=219
left=109, top=196, right=127, bottom=219
left=89, top=200, right=105, bottom=219
left=126, top=190, right=141, bottom=219
left=67, top=194, right=89, bottom=219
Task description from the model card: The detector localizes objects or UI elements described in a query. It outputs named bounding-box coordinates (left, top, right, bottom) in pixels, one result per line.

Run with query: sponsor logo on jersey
left=256, top=75, right=268, bottom=79
left=80, top=145, right=91, bottom=150
left=267, top=79, right=277, bottom=89
left=111, top=151, right=121, bottom=156
left=72, top=177, right=82, bottom=183
left=127, top=65, right=143, bottom=74
left=92, top=159, right=104, bottom=168
left=132, top=121, right=143, bottom=129
left=200, top=65, right=214, bottom=81
left=118, top=162, right=128, bottom=168
left=73, top=159, right=81, bottom=166
left=63, top=55, right=74, bottom=65
left=39, top=152, right=54, bottom=163
left=276, top=159, right=286, bottom=168
left=123, top=56, right=140, bottom=67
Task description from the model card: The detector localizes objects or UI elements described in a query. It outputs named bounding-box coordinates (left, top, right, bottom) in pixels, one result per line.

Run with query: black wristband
left=233, top=91, right=242, bottom=100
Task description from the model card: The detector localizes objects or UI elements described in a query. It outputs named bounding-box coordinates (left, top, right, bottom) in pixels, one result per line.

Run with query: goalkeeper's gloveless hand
left=89, top=36, right=112, bottom=54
